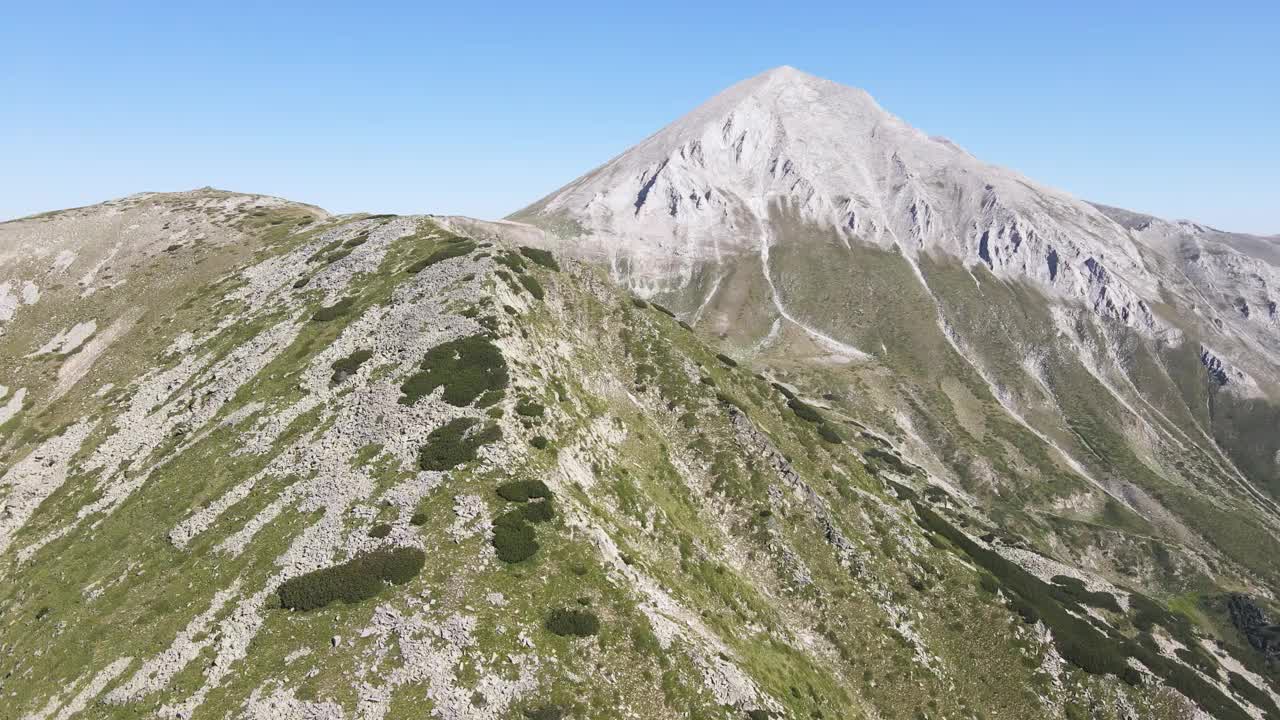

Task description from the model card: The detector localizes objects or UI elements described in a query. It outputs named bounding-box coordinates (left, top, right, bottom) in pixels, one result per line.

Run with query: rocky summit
left=2, top=69, right=1280, bottom=720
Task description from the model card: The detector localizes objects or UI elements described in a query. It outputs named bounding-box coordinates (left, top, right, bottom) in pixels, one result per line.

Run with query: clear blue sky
left=3, top=1, right=1277, bottom=233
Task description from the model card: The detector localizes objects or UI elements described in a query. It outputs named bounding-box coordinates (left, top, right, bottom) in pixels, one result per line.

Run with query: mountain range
left=2, top=67, right=1278, bottom=720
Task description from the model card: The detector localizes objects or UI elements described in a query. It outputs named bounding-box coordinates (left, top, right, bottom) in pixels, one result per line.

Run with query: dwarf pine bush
left=277, top=547, right=425, bottom=611
left=520, top=499, right=555, bottom=523
left=544, top=608, right=600, bottom=637
left=518, top=275, right=545, bottom=300
left=400, top=335, right=509, bottom=406
left=515, top=399, right=545, bottom=418
left=331, top=349, right=373, bottom=384
left=496, top=479, right=552, bottom=502
left=312, top=297, right=355, bottom=322
left=418, top=418, right=502, bottom=471
left=519, top=246, right=560, bottom=271
left=406, top=236, right=476, bottom=273
left=492, top=512, right=539, bottom=563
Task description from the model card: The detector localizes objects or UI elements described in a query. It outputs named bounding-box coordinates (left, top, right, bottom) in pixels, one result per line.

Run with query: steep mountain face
left=512, top=66, right=1163, bottom=334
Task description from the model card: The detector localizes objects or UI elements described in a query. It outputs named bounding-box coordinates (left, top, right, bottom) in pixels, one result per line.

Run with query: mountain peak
left=747, top=64, right=815, bottom=85
left=513, top=66, right=1165, bottom=334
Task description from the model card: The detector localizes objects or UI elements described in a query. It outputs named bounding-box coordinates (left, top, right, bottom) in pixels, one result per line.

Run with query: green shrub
left=716, top=392, right=747, bottom=412
left=368, top=523, right=392, bottom=538
left=522, top=706, right=564, bottom=720
left=651, top=303, right=676, bottom=318
left=1228, top=672, right=1280, bottom=715
left=531, top=435, right=549, bottom=450
left=1049, top=576, right=1121, bottom=612
left=1050, top=575, right=1085, bottom=591
left=771, top=382, right=797, bottom=400
left=1009, top=597, right=1040, bottom=624
left=515, top=399, right=545, bottom=418
left=866, top=447, right=912, bottom=475
left=678, top=320, right=694, bottom=331
left=1176, top=646, right=1217, bottom=674
left=292, top=277, right=309, bottom=289
left=496, top=479, right=552, bottom=502
left=331, top=349, right=373, bottom=384
left=277, top=547, right=425, bottom=611
left=409, top=511, right=429, bottom=526
left=343, top=233, right=369, bottom=248
left=788, top=398, right=824, bottom=423
left=715, top=353, right=738, bottom=368
left=476, top=389, right=505, bottom=409
left=492, top=515, right=539, bottom=563
left=977, top=573, right=1001, bottom=595
left=519, top=246, right=560, bottom=270
left=324, top=248, right=352, bottom=263
left=407, top=236, right=476, bottom=273
left=520, top=499, right=555, bottom=523
left=400, top=335, right=509, bottom=406
left=518, top=275, right=545, bottom=300
left=418, top=418, right=502, bottom=471
left=817, top=423, right=843, bottom=444
left=494, top=251, right=527, bottom=273
left=631, top=298, right=648, bottom=309
left=312, top=297, right=356, bottom=322
left=545, top=608, right=600, bottom=637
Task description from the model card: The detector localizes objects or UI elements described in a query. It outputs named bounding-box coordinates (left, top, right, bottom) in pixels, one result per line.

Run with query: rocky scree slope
left=2, top=190, right=1277, bottom=719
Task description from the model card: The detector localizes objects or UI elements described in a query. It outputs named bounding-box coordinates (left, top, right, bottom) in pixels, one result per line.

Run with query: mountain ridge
left=3, top=68, right=1280, bottom=720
